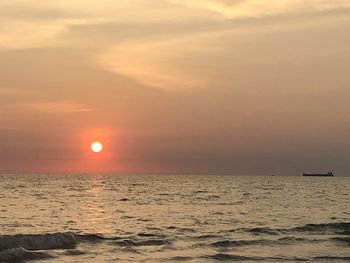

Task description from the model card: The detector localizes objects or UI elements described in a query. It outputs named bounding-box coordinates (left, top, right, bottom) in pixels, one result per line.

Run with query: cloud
left=97, top=8, right=350, bottom=91
left=0, top=88, right=93, bottom=113
left=0, top=87, right=35, bottom=109
left=0, top=0, right=213, bottom=50
left=0, top=20, right=71, bottom=50
left=0, top=87, right=27, bottom=95
left=2, top=0, right=349, bottom=51
left=168, top=0, right=350, bottom=19
left=13, top=101, right=94, bottom=114
left=97, top=38, right=207, bottom=90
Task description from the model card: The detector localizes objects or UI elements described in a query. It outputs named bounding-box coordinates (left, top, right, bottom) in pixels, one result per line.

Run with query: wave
left=0, top=232, right=172, bottom=250
left=244, top=227, right=280, bottom=235
left=3, top=222, right=345, bottom=252
left=210, top=237, right=319, bottom=248
left=166, top=226, right=196, bottom=233
left=203, top=253, right=264, bottom=261
left=1, top=222, right=348, bottom=261
left=120, top=247, right=141, bottom=254
left=289, top=222, right=350, bottom=235
left=137, top=232, right=166, bottom=238
left=0, top=247, right=53, bottom=262
left=332, top=237, right=350, bottom=245
left=211, top=239, right=269, bottom=247
left=169, top=256, right=193, bottom=261
left=77, top=233, right=122, bottom=242
left=202, top=253, right=350, bottom=262
left=113, top=239, right=171, bottom=247
left=196, top=234, right=221, bottom=239
left=0, top=232, right=172, bottom=262
left=313, top=256, right=350, bottom=261
left=0, top=233, right=78, bottom=251
left=236, top=222, right=350, bottom=236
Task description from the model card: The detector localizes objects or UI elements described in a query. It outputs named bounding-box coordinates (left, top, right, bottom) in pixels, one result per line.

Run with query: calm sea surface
left=0, top=175, right=349, bottom=262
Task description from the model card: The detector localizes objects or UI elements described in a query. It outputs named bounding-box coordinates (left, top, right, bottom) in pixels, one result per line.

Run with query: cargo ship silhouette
left=303, top=171, right=334, bottom=177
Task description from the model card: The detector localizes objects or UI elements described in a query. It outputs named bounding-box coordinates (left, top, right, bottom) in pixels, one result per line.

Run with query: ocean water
left=0, top=175, right=349, bottom=262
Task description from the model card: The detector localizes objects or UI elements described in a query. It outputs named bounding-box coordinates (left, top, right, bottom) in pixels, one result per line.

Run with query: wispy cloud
left=2, top=0, right=349, bottom=50
left=13, top=101, right=94, bottom=114
left=97, top=8, right=350, bottom=91
left=0, top=87, right=27, bottom=95
left=0, top=0, right=210, bottom=50
left=0, top=88, right=93, bottom=113
left=168, top=0, right=350, bottom=19
left=97, top=38, right=207, bottom=91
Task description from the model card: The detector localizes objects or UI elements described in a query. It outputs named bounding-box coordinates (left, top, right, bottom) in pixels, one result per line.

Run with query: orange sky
left=1, top=1, right=350, bottom=175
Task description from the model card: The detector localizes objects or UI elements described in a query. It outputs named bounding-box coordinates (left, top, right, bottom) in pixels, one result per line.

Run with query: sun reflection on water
left=79, top=175, right=114, bottom=235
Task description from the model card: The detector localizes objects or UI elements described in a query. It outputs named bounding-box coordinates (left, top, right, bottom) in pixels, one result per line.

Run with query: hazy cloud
left=97, top=9, right=350, bottom=91
left=13, top=101, right=94, bottom=114
left=0, top=0, right=213, bottom=50
left=1, top=0, right=350, bottom=174
left=2, top=0, right=350, bottom=50
left=168, top=0, right=350, bottom=18
left=0, top=87, right=27, bottom=95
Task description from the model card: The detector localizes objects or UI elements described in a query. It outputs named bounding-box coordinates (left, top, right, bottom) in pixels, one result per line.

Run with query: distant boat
left=303, top=172, right=334, bottom=177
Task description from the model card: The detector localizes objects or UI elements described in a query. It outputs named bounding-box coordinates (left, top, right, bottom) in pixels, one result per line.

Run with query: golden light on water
left=91, top=141, right=103, bottom=153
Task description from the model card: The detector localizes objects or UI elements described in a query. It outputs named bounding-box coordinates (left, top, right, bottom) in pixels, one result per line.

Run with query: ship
left=303, top=171, right=334, bottom=177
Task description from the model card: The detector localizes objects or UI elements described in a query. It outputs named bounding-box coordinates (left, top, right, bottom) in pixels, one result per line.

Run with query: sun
left=91, top=141, right=103, bottom=153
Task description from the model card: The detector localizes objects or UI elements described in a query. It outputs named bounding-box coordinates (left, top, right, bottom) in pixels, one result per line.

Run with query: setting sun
left=91, top=141, right=103, bottom=153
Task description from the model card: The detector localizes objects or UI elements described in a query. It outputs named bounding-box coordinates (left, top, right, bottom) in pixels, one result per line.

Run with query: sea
left=0, top=174, right=349, bottom=262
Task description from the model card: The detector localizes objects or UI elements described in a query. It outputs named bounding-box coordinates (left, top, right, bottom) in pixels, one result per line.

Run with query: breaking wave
left=0, top=247, right=53, bottom=262
left=0, top=233, right=78, bottom=251
left=0, top=232, right=172, bottom=261
left=0, top=222, right=349, bottom=261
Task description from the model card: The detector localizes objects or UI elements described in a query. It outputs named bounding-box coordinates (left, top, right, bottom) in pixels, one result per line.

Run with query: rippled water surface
left=0, top=175, right=349, bottom=262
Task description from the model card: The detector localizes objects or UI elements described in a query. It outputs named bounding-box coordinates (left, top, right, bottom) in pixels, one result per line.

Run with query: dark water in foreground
left=0, top=175, right=349, bottom=262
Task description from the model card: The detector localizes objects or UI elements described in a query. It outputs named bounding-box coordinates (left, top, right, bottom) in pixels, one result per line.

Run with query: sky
left=1, top=0, right=350, bottom=175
